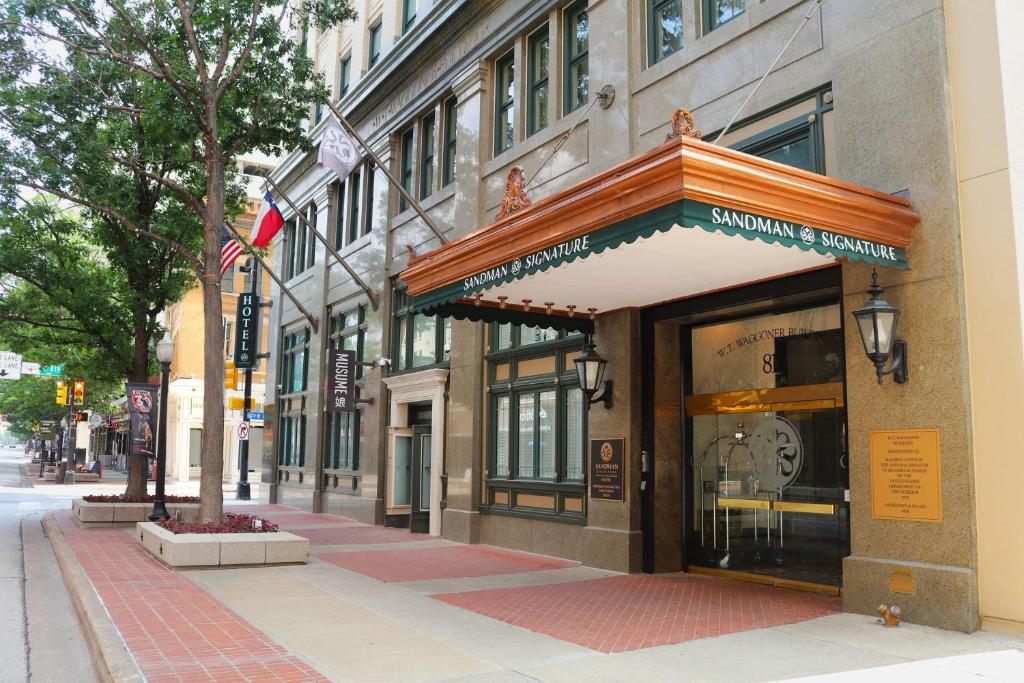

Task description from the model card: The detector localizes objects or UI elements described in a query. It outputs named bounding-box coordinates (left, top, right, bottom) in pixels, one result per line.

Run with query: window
left=442, top=96, right=457, bottom=186
left=703, top=0, right=745, bottom=34
left=419, top=113, right=435, bottom=199
left=363, top=163, right=375, bottom=235
left=278, top=327, right=309, bottom=467
left=347, top=167, right=361, bottom=244
left=304, top=203, right=317, bottom=269
left=222, top=317, right=233, bottom=355
left=220, top=264, right=235, bottom=293
left=527, top=27, right=549, bottom=136
left=399, top=128, right=414, bottom=211
left=326, top=306, right=366, bottom=470
left=314, top=100, right=323, bottom=124
left=494, top=51, right=515, bottom=155
left=333, top=181, right=346, bottom=247
left=648, top=0, right=683, bottom=65
left=393, top=285, right=450, bottom=371
left=487, top=325, right=585, bottom=488
left=284, top=216, right=313, bottom=280
left=368, top=21, right=382, bottom=68
left=339, top=54, right=351, bottom=97
left=563, top=1, right=589, bottom=114
left=403, top=0, right=416, bottom=33
left=299, top=20, right=309, bottom=53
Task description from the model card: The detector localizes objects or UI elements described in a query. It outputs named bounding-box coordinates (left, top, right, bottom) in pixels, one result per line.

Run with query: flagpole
left=263, top=175, right=381, bottom=311
left=322, top=100, right=449, bottom=246
left=224, top=222, right=320, bottom=333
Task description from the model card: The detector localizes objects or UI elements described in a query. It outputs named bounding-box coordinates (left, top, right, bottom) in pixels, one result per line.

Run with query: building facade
left=263, top=0, right=1024, bottom=633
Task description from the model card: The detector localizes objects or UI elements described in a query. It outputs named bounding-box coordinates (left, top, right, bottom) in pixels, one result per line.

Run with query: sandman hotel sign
left=462, top=235, right=591, bottom=291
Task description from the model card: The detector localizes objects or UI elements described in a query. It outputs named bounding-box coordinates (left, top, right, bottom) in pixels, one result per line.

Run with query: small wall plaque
left=590, top=438, right=624, bottom=501
left=870, top=429, right=942, bottom=522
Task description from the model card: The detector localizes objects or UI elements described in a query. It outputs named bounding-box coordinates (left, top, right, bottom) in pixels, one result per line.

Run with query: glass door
left=686, top=304, right=849, bottom=589
left=387, top=428, right=412, bottom=515
left=410, top=426, right=431, bottom=534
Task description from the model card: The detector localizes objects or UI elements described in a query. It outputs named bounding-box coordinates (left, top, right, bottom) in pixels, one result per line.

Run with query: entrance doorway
left=640, top=268, right=850, bottom=593
left=410, top=425, right=432, bottom=534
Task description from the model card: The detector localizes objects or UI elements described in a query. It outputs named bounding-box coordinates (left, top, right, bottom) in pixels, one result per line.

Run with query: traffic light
left=72, top=380, right=86, bottom=406
left=56, top=382, right=69, bottom=405
left=224, top=360, right=238, bottom=391
left=227, top=397, right=256, bottom=411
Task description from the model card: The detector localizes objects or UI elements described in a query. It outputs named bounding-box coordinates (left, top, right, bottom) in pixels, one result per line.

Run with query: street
left=0, top=448, right=98, bottom=683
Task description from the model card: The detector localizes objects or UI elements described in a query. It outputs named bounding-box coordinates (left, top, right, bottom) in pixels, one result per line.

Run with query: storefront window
left=326, top=306, right=365, bottom=470
left=392, top=285, right=450, bottom=372
left=278, top=327, right=309, bottom=467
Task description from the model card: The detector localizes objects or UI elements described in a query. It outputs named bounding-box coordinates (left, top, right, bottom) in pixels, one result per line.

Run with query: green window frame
left=647, top=0, right=683, bottom=66
left=284, top=206, right=314, bottom=279
left=333, top=181, right=345, bottom=248
left=325, top=306, right=366, bottom=470
left=299, top=19, right=309, bottom=53
left=339, top=54, right=351, bottom=97
left=278, top=327, right=309, bottom=468
left=363, top=162, right=375, bottom=235
left=486, top=324, right=587, bottom=514
left=527, top=26, right=549, bottom=136
left=399, top=129, right=414, bottom=211
left=419, top=113, right=435, bottom=199
left=368, top=21, right=382, bottom=68
left=494, top=50, right=515, bottom=156
left=314, top=100, right=323, bottom=124
left=283, top=219, right=296, bottom=279
left=563, top=0, right=589, bottom=114
left=304, top=203, right=316, bottom=270
left=703, top=0, right=745, bottom=34
left=392, top=285, right=451, bottom=373
left=442, top=96, right=457, bottom=186
left=347, top=166, right=361, bottom=244
left=403, top=0, right=416, bottom=33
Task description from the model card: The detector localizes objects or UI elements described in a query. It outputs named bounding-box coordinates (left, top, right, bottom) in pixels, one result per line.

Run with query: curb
left=42, top=513, right=144, bottom=683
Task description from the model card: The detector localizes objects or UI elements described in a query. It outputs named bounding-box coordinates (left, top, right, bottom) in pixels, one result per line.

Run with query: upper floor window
left=363, top=162, right=375, bottom=236
left=284, top=206, right=315, bottom=280
left=648, top=0, right=683, bottom=65
left=442, top=96, right=457, bottom=187
left=399, top=128, right=414, bottom=211
left=563, top=1, right=589, bottom=114
left=339, top=54, right=351, bottom=97
left=403, top=0, right=417, bottom=33
left=299, top=19, right=309, bottom=53
left=494, top=51, right=515, bottom=155
left=333, top=181, right=346, bottom=248
left=347, top=166, right=362, bottom=244
left=392, top=285, right=450, bottom=372
left=368, top=20, right=382, bottom=68
left=314, top=100, right=324, bottom=124
left=419, top=113, right=435, bottom=200
left=220, top=264, right=235, bottom=293
left=527, top=26, right=549, bottom=136
left=280, top=328, right=309, bottom=396
left=703, top=0, right=745, bottom=34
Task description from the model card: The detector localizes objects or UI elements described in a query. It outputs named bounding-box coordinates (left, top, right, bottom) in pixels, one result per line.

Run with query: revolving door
left=685, top=305, right=850, bottom=589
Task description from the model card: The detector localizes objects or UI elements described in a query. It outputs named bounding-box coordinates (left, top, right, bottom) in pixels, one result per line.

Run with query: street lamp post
left=149, top=332, right=174, bottom=521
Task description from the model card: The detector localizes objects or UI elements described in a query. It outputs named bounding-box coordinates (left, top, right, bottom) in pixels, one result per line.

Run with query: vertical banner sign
left=126, top=383, right=158, bottom=459
left=233, top=292, right=260, bottom=368
left=589, top=438, right=625, bottom=501
left=326, top=349, right=356, bottom=413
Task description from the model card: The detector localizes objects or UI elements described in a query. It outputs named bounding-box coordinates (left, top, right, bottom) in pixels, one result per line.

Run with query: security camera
left=377, top=357, right=391, bottom=368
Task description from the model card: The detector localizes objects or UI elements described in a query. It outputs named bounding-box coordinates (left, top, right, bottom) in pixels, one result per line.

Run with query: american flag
left=220, top=228, right=244, bottom=276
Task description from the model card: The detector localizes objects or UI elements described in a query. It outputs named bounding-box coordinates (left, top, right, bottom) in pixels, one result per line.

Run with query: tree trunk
left=199, top=152, right=226, bottom=523
left=124, top=323, right=152, bottom=497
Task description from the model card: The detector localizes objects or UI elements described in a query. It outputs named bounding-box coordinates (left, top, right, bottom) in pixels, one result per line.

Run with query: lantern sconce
left=574, top=335, right=613, bottom=409
left=852, top=270, right=909, bottom=385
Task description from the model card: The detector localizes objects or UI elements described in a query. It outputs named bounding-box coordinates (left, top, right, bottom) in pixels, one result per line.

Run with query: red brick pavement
left=56, top=512, right=327, bottom=682
left=434, top=573, right=841, bottom=653
left=294, top=524, right=432, bottom=546
left=316, top=544, right=579, bottom=582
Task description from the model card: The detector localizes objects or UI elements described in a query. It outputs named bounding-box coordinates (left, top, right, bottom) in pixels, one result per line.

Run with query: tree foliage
left=0, top=0, right=356, bottom=520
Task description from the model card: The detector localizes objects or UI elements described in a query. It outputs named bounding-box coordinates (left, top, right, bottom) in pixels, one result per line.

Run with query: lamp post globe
left=149, top=331, right=174, bottom=522
left=852, top=270, right=906, bottom=384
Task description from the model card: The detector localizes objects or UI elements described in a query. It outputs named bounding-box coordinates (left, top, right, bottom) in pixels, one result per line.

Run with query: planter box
left=72, top=500, right=199, bottom=524
left=136, top=522, right=308, bottom=568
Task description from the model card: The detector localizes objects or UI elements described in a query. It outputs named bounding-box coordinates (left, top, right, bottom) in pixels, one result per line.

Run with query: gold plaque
left=870, top=429, right=942, bottom=522
left=889, top=567, right=917, bottom=595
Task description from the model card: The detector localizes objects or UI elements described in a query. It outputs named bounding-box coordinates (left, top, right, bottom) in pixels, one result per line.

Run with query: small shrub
left=158, top=513, right=278, bottom=534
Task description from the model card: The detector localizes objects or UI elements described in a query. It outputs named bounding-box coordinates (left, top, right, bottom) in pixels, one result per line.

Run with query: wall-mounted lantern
left=574, top=335, right=613, bottom=408
left=853, top=270, right=908, bottom=385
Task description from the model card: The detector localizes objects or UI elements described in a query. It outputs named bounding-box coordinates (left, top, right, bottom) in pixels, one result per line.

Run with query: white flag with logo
left=318, top=115, right=362, bottom=181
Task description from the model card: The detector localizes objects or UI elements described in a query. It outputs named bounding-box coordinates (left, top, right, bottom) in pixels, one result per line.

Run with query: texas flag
left=250, top=191, right=285, bottom=248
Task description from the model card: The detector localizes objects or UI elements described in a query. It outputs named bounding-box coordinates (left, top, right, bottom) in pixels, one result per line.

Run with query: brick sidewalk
left=56, top=511, right=326, bottom=682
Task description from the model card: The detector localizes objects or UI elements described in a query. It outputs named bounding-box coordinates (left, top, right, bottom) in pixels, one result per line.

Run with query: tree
left=0, top=0, right=355, bottom=521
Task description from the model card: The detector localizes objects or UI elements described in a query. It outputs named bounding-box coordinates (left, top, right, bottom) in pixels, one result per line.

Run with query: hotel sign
left=870, top=429, right=942, bottom=522
left=326, top=349, right=356, bottom=413
left=590, top=438, right=624, bottom=501
left=233, top=293, right=260, bottom=369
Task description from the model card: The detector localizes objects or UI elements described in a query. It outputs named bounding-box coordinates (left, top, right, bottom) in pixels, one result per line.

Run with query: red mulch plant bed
left=158, top=513, right=278, bottom=534
left=82, top=494, right=200, bottom=503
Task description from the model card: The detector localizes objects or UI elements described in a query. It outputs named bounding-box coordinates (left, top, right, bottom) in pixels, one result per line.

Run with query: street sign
left=0, top=352, right=23, bottom=380
left=39, top=365, right=64, bottom=377
left=248, top=411, right=264, bottom=420
left=89, top=413, right=103, bottom=427
left=236, top=421, right=250, bottom=441
left=21, top=362, right=40, bottom=376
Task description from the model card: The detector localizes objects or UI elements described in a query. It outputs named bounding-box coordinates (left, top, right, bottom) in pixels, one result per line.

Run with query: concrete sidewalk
left=48, top=504, right=1024, bottom=682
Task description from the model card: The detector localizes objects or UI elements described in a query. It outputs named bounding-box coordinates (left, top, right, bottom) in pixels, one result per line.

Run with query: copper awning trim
left=402, top=134, right=919, bottom=298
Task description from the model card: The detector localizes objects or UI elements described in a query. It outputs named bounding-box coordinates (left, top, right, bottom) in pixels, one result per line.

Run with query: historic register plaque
left=870, top=429, right=942, bottom=522
left=590, top=438, right=624, bottom=501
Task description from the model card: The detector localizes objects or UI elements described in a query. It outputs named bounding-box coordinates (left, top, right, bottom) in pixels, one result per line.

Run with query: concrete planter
left=72, top=499, right=200, bottom=524
left=135, top=522, right=309, bottom=568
